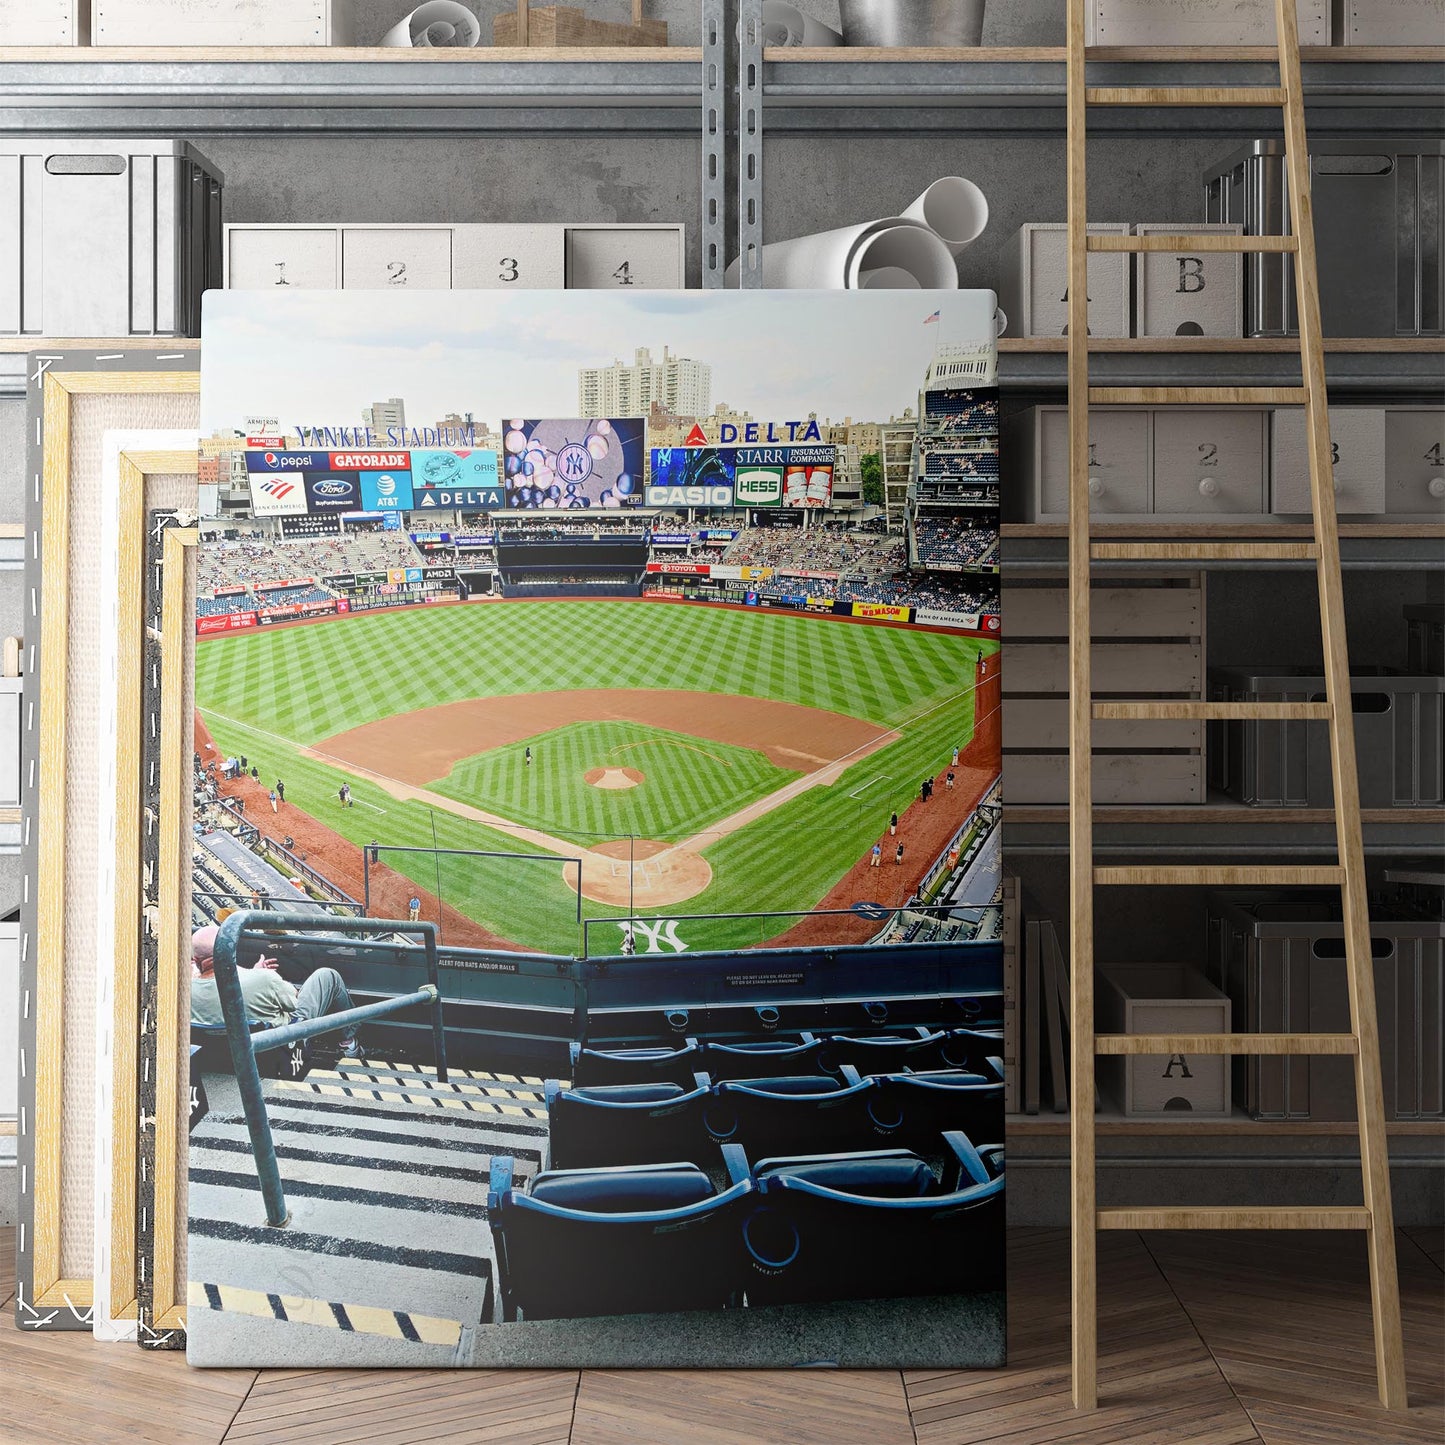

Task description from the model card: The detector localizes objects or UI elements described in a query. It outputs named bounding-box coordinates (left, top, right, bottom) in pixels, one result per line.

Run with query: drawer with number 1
left=223, top=223, right=685, bottom=292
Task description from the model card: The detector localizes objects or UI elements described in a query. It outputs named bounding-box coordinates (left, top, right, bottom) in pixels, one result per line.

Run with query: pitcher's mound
left=585, top=767, right=644, bottom=790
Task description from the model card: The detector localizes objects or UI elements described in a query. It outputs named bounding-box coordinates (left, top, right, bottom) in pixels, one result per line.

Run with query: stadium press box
left=223, top=223, right=685, bottom=291
left=0, top=139, right=224, bottom=337
left=1005, top=405, right=1445, bottom=521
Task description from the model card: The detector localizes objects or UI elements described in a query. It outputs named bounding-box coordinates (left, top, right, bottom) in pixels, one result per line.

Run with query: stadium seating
left=867, top=1069, right=1005, bottom=1145
left=488, top=1157, right=754, bottom=1320
left=546, top=1074, right=713, bottom=1169
left=703, top=1067, right=874, bottom=1152
left=818, top=1027, right=955, bottom=1075
left=737, top=1131, right=1006, bottom=1306
left=702, top=1034, right=825, bottom=1080
left=569, top=1036, right=704, bottom=1087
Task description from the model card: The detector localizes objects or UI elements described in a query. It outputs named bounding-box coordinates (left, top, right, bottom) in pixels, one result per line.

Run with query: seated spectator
left=189, top=924, right=360, bottom=1056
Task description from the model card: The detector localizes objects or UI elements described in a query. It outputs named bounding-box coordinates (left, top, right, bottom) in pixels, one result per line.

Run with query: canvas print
left=185, top=289, right=1004, bottom=1368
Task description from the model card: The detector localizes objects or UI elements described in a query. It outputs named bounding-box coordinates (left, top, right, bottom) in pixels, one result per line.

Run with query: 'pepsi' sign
left=247, top=449, right=321, bottom=472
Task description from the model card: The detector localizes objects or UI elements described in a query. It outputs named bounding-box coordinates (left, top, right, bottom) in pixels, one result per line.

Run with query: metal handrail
left=211, top=910, right=449, bottom=1228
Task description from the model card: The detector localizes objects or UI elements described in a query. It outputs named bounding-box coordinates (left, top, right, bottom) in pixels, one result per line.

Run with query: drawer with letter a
left=1152, top=408, right=1266, bottom=516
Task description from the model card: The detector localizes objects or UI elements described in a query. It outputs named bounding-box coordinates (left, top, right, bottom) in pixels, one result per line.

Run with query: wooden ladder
left=1065, top=0, right=1407, bottom=1412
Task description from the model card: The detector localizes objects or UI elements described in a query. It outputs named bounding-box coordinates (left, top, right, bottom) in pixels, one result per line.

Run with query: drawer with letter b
left=1271, top=407, right=1386, bottom=516
left=1152, top=408, right=1266, bottom=516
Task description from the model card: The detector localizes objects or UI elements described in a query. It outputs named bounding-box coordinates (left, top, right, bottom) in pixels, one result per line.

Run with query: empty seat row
left=547, top=1064, right=1003, bottom=1169
left=570, top=1026, right=1003, bottom=1088
left=488, top=1131, right=1004, bottom=1322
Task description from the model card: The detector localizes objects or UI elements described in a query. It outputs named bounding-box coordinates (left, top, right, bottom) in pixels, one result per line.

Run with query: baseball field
left=196, top=599, right=998, bottom=955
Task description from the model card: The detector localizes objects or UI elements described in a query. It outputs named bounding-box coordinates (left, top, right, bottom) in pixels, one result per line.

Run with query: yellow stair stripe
left=188, top=1281, right=462, bottom=1348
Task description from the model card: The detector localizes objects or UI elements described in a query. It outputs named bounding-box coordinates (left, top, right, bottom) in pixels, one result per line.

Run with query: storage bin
left=1097, top=966, right=1232, bottom=1119
left=1208, top=664, right=1444, bottom=807
left=0, top=0, right=86, bottom=43
left=0, top=139, right=223, bottom=338
left=1204, top=139, right=1445, bottom=338
left=1332, top=0, right=1445, bottom=44
left=1005, top=406, right=1149, bottom=521
left=1207, top=891, right=1444, bottom=1120
left=996, top=223, right=1131, bottom=339
left=1270, top=405, right=1387, bottom=515
left=1152, top=408, right=1267, bottom=516
left=1134, top=223, right=1243, bottom=339
left=93, top=0, right=355, bottom=45
left=1089, top=0, right=1329, bottom=44
left=1405, top=603, right=1444, bottom=676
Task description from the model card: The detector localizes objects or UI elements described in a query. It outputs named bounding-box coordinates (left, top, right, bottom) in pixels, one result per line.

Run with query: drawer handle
left=1311, top=937, right=1396, bottom=961
left=1197, top=477, right=1219, bottom=498
left=45, top=154, right=125, bottom=176
left=1429, top=477, right=1445, bottom=499
left=1087, top=474, right=1105, bottom=498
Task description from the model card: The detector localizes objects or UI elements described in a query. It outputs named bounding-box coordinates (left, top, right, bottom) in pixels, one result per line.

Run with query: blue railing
left=211, top=910, right=449, bottom=1228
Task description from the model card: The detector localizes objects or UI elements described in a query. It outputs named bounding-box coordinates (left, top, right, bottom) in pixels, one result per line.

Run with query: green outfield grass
left=431, top=720, right=799, bottom=846
left=197, top=601, right=997, bottom=954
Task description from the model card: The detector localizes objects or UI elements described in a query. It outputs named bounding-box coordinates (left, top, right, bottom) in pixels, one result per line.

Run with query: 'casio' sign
left=646, top=485, right=733, bottom=508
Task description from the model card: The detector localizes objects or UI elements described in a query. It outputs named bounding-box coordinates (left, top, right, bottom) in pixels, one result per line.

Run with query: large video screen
left=503, top=417, right=644, bottom=509
left=650, top=444, right=836, bottom=508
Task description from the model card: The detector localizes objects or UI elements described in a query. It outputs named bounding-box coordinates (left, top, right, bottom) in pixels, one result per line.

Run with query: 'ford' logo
left=314, top=481, right=351, bottom=497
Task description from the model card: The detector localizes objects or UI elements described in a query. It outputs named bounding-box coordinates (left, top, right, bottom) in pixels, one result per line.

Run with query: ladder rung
left=1086, top=86, right=1287, bottom=107
left=1090, top=542, right=1320, bottom=562
left=1095, top=1033, right=1358, bottom=1057
left=1087, top=234, right=1297, bottom=253
left=1093, top=701, right=1331, bottom=721
left=1094, top=866, right=1345, bottom=886
left=1088, top=387, right=1309, bottom=405
left=1097, top=1206, right=1370, bottom=1232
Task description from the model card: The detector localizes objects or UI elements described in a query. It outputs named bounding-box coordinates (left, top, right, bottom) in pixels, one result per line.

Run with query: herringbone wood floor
left=2, top=1226, right=1440, bottom=1445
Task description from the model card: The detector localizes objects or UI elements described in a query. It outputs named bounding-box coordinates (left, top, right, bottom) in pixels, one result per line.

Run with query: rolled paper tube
left=726, top=217, right=958, bottom=290
left=994, top=306, right=1008, bottom=336
left=381, top=1, right=482, bottom=47
left=857, top=265, right=922, bottom=289
left=761, top=1, right=844, bottom=46
left=902, top=176, right=990, bottom=255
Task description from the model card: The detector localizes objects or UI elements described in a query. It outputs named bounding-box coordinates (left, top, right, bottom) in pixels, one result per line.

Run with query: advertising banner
left=805, top=598, right=835, bottom=613
left=405, top=567, right=424, bottom=585
left=382, top=513, right=402, bottom=531
left=504, top=419, right=644, bottom=510
left=354, top=571, right=387, bottom=587
left=387, top=569, right=406, bottom=586
left=738, top=566, right=774, bottom=581
left=650, top=533, right=692, bottom=546
left=195, top=611, right=257, bottom=635
left=303, top=472, right=364, bottom=512
left=423, top=565, right=457, bottom=581
left=851, top=602, right=911, bottom=622
left=212, top=585, right=247, bottom=597
left=710, top=564, right=743, bottom=581
left=912, top=607, right=993, bottom=631
left=245, top=448, right=320, bottom=472
left=645, top=561, right=710, bottom=576
left=360, top=468, right=415, bottom=512
left=279, top=514, right=341, bottom=538
left=247, top=474, right=308, bottom=516
left=330, top=450, right=410, bottom=471
left=733, top=463, right=783, bottom=508
left=648, top=448, right=734, bottom=509
left=322, top=574, right=356, bottom=589
left=697, top=528, right=738, bottom=541
left=782, top=453, right=835, bottom=509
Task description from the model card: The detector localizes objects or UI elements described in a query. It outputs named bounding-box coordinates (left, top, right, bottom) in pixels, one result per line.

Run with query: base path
left=196, top=715, right=524, bottom=953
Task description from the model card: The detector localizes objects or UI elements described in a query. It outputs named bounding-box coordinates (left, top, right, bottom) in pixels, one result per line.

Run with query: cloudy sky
left=199, top=289, right=997, bottom=434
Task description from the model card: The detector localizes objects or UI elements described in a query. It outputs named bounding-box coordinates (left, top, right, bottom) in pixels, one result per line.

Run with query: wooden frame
left=94, top=447, right=199, bottom=1339
left=15, top=354, right=199, bottom=1330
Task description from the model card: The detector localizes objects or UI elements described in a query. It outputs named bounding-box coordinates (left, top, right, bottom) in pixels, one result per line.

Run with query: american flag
left=923, top=310, right=940, bottom=325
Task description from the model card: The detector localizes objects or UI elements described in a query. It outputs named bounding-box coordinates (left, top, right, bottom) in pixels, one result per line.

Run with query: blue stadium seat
left=737, top=1131, right=1005, bottom=1306
left=703, top=1033, right=823, bottom=1080
left=546, top=1073, right=712, bottom=1168
left=488, top=1157, right=754, bottom=1321
left=818, top=1027, right=953, bottom=1076
left=569, top=1036, right=704, bottom=1087
left=866, top=1069, right=1005, bottom=1146
left=939, top=1028, right=1006, bottom=1078
left=703, top=1067, right=874, bottom=1152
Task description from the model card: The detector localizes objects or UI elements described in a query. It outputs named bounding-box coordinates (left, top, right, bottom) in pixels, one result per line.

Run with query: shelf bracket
left=701, top=0, right=727, bottom=289
left=736, top=0, right=763, bottom=288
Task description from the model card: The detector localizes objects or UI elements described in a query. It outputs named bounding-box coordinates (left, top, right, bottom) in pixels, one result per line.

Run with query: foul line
left=848, top=774, right=892, bottom=799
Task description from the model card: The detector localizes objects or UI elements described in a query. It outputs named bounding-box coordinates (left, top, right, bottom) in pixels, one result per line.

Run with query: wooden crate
left=494, top=4, right=668, bottom=46
left=1003, top=574, right=1206, bottom=805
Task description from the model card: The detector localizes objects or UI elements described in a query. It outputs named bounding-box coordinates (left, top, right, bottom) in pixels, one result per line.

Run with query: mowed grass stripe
left=195, top=602, right=980, bottom=744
